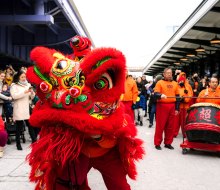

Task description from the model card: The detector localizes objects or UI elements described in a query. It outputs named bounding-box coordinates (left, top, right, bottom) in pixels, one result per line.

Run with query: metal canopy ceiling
left=143, top=0, right=220, bottom=76
left=0, top=0, right=91, bottom=68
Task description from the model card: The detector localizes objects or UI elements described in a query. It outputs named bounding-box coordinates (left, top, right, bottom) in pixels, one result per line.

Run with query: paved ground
left=0, top=118, right=220, bottom=190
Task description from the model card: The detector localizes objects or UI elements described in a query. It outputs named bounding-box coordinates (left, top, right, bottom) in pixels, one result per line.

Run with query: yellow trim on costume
left=90, top=113, right=105, bottom=120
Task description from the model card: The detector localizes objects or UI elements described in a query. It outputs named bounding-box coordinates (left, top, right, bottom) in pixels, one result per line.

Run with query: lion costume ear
left=27, top=47, right=59, bottom=85
left=30, top=46, right=57, bottom=74
left=80, top=47, right=126, bottom=103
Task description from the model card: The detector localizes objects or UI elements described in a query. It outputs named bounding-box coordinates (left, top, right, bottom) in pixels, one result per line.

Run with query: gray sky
left=74, top=0, right=203, bottom=70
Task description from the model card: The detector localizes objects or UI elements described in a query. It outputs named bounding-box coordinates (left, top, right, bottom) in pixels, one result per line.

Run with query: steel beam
left=157, top=60, right=175, bottom=64
left=21, top=0, right=31, bottom=7
left=166, top=51, right=186, bottom=56
left=48, top=24, right=58, bottom=35
left=162, top=56, right=181, bottom=61
left=0, top=15, right=54, bottom=25
left=171, top=47, right=196, bottom=53
left=18, top=25, right=35, bottom=34
left=210, top=6, right=220, bottom=13
left=192, top=26, right=220, bottom=34
left=180, top=38, right=210, bottom=47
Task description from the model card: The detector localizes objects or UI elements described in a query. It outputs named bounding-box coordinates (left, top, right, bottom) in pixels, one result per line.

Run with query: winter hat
left=155, top=74, right=163, bottom=82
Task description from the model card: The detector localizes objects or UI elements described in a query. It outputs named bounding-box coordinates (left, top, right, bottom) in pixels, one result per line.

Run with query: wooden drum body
left=185, top=103, right=220, bottom=144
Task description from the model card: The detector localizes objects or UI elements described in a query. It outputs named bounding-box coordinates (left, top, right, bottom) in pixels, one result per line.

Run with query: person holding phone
left=10, top=70, right=37, bottom=150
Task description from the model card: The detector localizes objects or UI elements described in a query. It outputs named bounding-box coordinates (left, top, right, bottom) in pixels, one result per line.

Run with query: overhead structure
left=0, top=0, right=92, bottom=68
left=143, top=0, right=220, bottom=76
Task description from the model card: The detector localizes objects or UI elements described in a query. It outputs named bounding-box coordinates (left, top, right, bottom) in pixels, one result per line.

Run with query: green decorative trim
left=45, top=93, right=51, bottom=99
left=74, top=70, right=81, bottom=85
left=65, top=95, right=71, bottom=105
left=34, top=66, right=50, bottom=82
left=74, top=94, right=87, bottom=104
left=96, top=80, right=105, bottom=89
left=78, top=95, right=87, bottom=102
left=92, top=57, right=111, bottom=70
left=52, top=103, right=63, bottom=108
left=88, top=107, right=94, bottom=115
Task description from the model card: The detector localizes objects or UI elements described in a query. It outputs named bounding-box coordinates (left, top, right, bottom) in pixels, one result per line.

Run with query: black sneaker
left=149, top=123, right=153, bottom=128
left=164, top=144, right=174, bottom=149
left=16, top=144, right=23, bottom=150
left=7, top=138, right=11, bottom=145
left=155, top=145, right=162, bottom=150
left=140, top=121, right=143, bottom=126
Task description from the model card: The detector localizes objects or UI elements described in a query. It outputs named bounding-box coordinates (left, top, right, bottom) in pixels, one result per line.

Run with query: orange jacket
left=81, top=135, right=117, bottom=158
left=197, top=87, right=220, bottom=105
left=121, top=76, right=138, bottom=103
left=154, top=80, right=179, bottom=103
left=178, top=82, right=193, bottom=109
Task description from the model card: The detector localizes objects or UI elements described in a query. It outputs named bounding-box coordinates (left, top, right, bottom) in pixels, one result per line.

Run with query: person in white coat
left=10, top=70, right=37, bottom=150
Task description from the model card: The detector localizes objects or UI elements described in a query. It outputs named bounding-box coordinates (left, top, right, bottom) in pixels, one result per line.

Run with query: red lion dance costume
left=26, top=36, right=144, bottom=190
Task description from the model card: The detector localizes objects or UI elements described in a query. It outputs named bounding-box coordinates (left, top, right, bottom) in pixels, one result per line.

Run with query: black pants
left=16, top=120, right=36, bottom=145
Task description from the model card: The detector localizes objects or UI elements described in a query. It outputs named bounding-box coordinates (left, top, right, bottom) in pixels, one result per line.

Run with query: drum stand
left=180, top=140, right=220, bottom=155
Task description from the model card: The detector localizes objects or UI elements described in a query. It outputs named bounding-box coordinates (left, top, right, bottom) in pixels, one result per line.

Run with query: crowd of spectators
left=0, top=65, right=39, bottom=157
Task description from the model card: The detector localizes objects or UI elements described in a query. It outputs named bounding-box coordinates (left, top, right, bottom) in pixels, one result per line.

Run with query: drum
left=185, top=103, right=220, bottom=144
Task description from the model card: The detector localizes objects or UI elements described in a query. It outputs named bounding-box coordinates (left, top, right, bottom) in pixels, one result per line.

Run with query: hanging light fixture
left=174, top=62, right=181, bottom=65
left=210, top=35, right=220, bottom=44
left=186, top=52, right=196, bottom=57
left=195, top=45, right=205, bottom=52
left=180, top=58, right=188, bottom=61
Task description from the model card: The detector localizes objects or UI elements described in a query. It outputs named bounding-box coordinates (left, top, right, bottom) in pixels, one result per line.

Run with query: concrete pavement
left=0, top=119, right=220, bottom=190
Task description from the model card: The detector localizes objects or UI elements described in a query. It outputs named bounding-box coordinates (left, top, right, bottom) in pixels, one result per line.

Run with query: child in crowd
left=5, top=72, right=13, bottom=86
left=1, top=84, right=13, bottom=123
left=133, top=88, right=147, bottom=126
left=133, top=77, right=147, bottom=126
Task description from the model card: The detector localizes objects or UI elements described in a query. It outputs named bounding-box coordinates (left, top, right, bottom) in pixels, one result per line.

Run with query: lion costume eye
left=94, top=73, right=113, bottom=90
left=56, top=60, right=68, bottom=70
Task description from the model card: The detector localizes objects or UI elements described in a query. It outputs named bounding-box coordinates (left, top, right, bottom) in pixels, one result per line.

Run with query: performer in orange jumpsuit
left=154, top=67, right=180, bottom=150
left=173, top=72, right=193, bottom=138
left=121, top=72, right=138, bottom=122
left=197, top=76, right=220, bottom=105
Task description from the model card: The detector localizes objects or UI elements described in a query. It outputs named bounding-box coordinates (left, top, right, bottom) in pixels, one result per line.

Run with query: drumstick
left=166, top=96, right=220, bottom=99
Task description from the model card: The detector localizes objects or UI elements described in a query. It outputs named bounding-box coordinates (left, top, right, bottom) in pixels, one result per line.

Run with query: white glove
left=91, top=134, right=102, bottom=139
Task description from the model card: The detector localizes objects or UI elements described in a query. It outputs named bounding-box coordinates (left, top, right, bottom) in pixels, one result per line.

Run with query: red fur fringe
left=118, top=137, right=145, bottom=179
left=27, top=125, right=84, bottom=190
